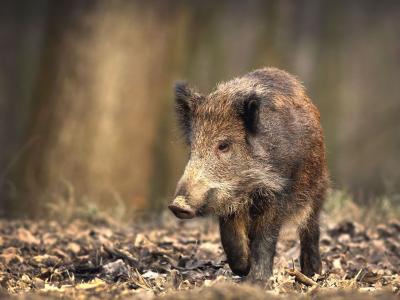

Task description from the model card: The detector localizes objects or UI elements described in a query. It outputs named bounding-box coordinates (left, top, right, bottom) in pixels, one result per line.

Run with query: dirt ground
left=0, top=212, right=399, bottom=299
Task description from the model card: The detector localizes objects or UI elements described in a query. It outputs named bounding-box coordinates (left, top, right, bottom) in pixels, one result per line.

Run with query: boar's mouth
left=196, top=203, right=210, bottom=217
left=196, top=187, right=216, bottom=216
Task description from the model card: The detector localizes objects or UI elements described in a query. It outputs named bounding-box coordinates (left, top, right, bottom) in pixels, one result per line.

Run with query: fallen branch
left=285, top=268, right=318, bottom=287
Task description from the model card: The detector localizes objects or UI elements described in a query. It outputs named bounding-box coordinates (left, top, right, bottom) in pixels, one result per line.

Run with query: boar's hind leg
left=298, top=212, right=322, bottom=276
left=219, top=214, right=250, bottom=276
left=247, top=218, right=281, bottom=282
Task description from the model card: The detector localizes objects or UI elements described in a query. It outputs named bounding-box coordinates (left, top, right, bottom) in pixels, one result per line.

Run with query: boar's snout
left=168, top=196, right=195, bottom=219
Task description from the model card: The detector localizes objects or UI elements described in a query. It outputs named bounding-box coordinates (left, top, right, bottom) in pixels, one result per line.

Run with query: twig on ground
left=354, top=268, right=364, bottom=282
left=103, top=245, right=139, bottom=268
left=349, top=268, right=364, bottom=288
left=285, top=268, right=318, bottom=287
left=306, top=284, right=320, bottom=295
left=134, top=269, right=152, bottom=290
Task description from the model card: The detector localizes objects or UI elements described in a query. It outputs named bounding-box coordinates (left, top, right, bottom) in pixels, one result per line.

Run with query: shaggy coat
left=169, top=67, right=329, bottom=282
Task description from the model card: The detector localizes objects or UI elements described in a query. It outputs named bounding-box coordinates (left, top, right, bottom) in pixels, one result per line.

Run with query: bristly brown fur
left=172, top=67, right=329, bottom=282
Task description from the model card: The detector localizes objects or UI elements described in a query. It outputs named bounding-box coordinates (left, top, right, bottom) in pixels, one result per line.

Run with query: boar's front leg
left=219, top=213, right=250, bottom=276
left=247, top=216, right=282, bottom=283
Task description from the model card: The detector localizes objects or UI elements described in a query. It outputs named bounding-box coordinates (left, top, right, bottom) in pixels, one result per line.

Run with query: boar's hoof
left=168, top=197, right=195, bottom=219
left=229, top=261, right=250, bottom=277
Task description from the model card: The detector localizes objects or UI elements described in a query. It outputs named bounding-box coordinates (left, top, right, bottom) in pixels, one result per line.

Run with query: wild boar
left=169, top=67, right=329, bottom=282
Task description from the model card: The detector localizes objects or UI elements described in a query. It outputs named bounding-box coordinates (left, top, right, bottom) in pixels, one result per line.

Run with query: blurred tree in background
left=0, top=0, right=399, bottom=217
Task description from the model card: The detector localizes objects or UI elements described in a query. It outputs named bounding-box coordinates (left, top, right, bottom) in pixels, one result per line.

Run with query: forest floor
left=0, top=208, right=399, bottom=299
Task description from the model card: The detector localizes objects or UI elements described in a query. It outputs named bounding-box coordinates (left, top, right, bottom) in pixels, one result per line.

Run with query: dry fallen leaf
left=76, top=278, right=106, bottom=290
left=67, top=242, right=81, bottom=254
left=21, top=274, right=31, bottom=283
left=41, top=283, right=71, bottom=292
left=198, top=242, right=221, bottom=255
left=332, top=258, right=342, bottom=270
left=0, top=216, right=398, bottom=299
left=362, top=271, right=383, bottom=284
left=0, top=247, right=24, bottom=264
left=17, top=228, right=40, bottom=245
left=33, top=254, right=61, bottom=266
left=102, top=259, right=129, bottom=278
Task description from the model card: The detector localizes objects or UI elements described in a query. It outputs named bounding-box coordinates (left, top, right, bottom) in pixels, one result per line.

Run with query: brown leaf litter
left=0, top=216, right=399, bottom=299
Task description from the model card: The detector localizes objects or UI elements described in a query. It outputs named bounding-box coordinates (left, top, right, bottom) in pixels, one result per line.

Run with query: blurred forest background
left=0, top=0, right=399, bottom=218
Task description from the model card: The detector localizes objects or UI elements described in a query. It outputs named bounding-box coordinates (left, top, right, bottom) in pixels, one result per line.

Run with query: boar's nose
left=168, top=196, right=195, bottom=219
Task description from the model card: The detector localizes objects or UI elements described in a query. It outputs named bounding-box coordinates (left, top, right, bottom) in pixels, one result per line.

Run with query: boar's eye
left=217, top=141, right=231, bottom=153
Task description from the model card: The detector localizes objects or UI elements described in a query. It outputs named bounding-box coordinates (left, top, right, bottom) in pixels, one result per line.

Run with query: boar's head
left=169, top=80, right=284, bottom=219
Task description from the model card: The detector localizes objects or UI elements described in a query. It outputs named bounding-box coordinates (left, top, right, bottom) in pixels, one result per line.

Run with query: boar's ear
left=174, top=81, right=202, bottom=143
left=237, top=94, right=261, bottom=135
